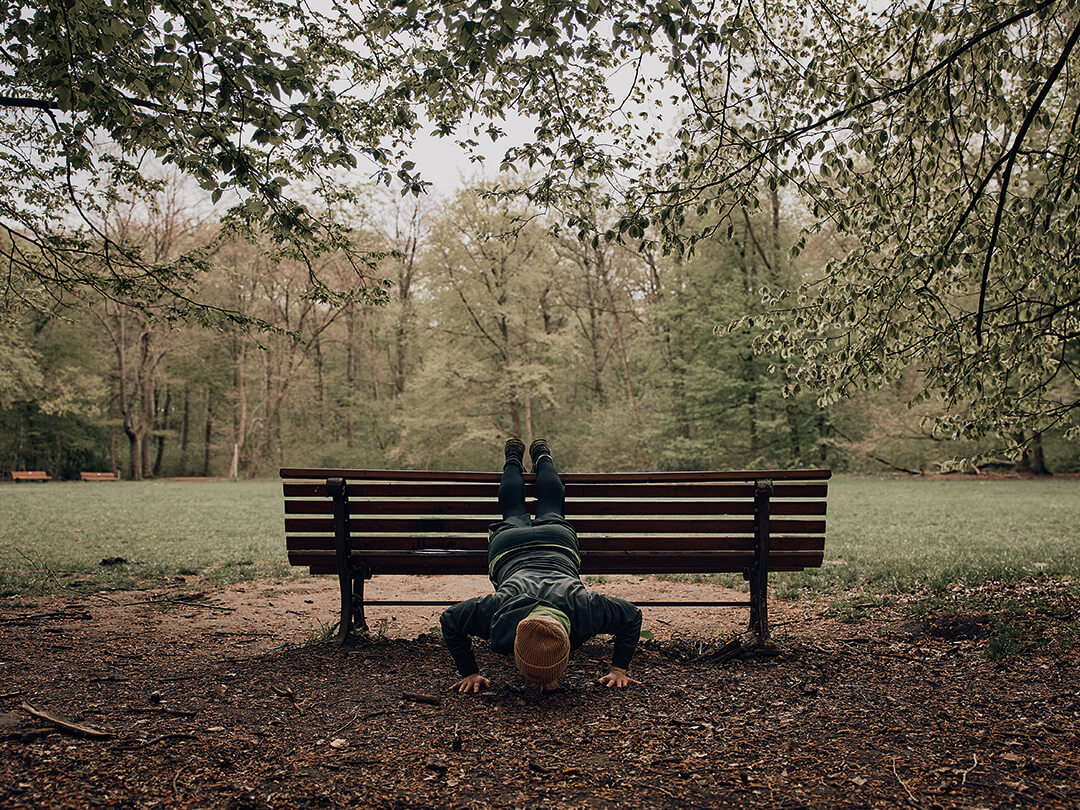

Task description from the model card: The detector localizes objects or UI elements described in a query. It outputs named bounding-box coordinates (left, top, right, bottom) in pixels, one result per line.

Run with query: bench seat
left=281, top=468, right=830, bottom=644
left=80, top=471, right=119, bottom=482
left=11, top=471, right=51, bottom=482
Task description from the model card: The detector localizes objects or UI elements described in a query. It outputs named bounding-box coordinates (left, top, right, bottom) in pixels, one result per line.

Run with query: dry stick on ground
left=892, top=758, right=919, bottom=804
left=156, top=598, right=235, bottom=612
left=126, top=706, right=199, bottom=717
left=172, top=764, right=189, bottom=799
left=141, top=732, right=198, bottom=748
left=961, top=755, right=978, bottom=787
left=10, top=547, right=120, bottom=605
left=402, top=692, right=441, bottom=706
left=0, top=609, right=93, bottom=625
left=21, top=703, right=114, bottom=739
left=332, top=707, right=392, bottom=737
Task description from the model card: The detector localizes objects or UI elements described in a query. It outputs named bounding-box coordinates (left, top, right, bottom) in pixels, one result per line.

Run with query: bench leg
left=336, top=574, right=353, bottom=644
left=748, top=569, right=770, bottom=644
left=336, top=568, right=370, bottom=644
left=750, top=479, right=773, bottom=645
left=352, top=571, right=368, bottom=633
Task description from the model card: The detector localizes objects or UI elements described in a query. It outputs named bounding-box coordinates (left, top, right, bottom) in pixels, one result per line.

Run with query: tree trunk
left=153, top=385, right=171, bottom=477
left=369, top=321, right=380, bottom=401
left=393, top=318, right=408, bottom=397
left=1013, top=430, right=1051, bottom=476
left=138, top=330, right=157, bottom=479
left=1030, top=433, right=1050, bottom=476
left=202, top=392, right=214, bottom=477
left=127, top=429, right=142, bottom=481
left=510, top=401, right=522, bottom=439
left=346, top=308, right=356, bottom=447
left=181, top=384, right=191, bottom=454
left=600, top=263, right=635, bottom=408
left=230, top=337, right=247, bottom=480
left=785, top=400, right=802, bottom=462
left=314, top=336, right=325, bottom=427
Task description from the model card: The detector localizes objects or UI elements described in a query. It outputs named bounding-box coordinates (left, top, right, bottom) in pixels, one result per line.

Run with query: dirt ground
left=2, top=575, right=1078, bottom=808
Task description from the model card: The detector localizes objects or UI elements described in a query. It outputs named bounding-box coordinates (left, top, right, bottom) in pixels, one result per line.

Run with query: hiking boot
left=504, top=438, right=526, bottom=468
left=528, top=438, right=552, bottom=470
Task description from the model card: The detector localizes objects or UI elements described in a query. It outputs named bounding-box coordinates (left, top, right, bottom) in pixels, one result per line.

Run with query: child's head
left=513, top=615, right=570, bottom=688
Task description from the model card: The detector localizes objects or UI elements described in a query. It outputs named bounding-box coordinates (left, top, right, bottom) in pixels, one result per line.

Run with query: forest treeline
left=1, top=179, right=1074, bottom=479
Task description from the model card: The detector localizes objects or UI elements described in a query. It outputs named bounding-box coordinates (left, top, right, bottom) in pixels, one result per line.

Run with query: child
left=441, top=439, right=642, bottom=692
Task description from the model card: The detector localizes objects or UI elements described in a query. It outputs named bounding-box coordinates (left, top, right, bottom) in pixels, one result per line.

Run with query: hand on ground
left=449, top=673, right=491, bottom=693
left=598, top=667, right=641, bottom=688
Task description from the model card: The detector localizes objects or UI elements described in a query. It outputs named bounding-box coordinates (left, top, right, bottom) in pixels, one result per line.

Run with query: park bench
left=281, top=468, right=830, bottom=646
left=80, top=471, right=119, bottom=481
left=11, top=470, right=51, bottom=482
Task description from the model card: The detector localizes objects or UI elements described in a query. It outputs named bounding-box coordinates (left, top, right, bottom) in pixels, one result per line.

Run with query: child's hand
left=449, top=673, right=491, bottom=693
left=597, top=667, right=641, bottom=688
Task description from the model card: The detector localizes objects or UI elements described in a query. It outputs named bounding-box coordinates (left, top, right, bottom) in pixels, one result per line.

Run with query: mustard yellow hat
left=513, top=616, right=570, bottom=687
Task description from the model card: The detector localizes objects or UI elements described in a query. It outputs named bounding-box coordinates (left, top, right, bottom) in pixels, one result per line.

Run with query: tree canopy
left=0, top=0, right=420, bottom=318
left=361, top=0, right=1080, bottom=447
left=3, top=0, right=1079, bottom=449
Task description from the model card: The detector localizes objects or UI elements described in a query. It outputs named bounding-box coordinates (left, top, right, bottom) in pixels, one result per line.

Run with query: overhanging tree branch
left=974, top=14, right=1080, bottom=345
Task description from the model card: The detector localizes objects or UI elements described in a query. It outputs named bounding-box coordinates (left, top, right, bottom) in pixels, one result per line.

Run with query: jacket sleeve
left=440, top=595, right=495, bottom=677
left=587, top=594, right=643, bottom=670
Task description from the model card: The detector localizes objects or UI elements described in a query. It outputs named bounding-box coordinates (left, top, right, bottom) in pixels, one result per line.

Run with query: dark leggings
left=499, top=456, right=565, bottom=520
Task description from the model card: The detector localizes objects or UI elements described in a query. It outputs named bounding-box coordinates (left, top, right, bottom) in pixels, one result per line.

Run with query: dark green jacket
left=440, top=555, right=643, bottom=677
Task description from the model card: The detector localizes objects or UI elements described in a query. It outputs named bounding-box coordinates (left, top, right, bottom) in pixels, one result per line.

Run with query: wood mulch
left=1, top=576, right=1078, bottom=808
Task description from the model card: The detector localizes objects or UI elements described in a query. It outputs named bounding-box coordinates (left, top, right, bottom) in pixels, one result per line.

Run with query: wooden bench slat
left=283, top=498, right=828, bottom=517
left=286, top=534, right=826, bottom=553
left=283, top=481, right=830, bottom=499
left=284, top=516, right=827, bottom=534
left=295, top=565, right=816, bottom=578
left=288, top=550, right=824, bottom=574
left=281, top=467, right=832, bottom=482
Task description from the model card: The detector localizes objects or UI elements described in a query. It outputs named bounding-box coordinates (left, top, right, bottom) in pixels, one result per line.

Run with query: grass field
left=1, top=476, right=1078, bottom=599
left=0, top=479, right=289, bottom=596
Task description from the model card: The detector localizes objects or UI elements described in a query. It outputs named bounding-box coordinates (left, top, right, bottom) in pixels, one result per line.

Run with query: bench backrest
left=282, top=468, right=830, bottom=577
left=12, top=471, right=50, bottom=481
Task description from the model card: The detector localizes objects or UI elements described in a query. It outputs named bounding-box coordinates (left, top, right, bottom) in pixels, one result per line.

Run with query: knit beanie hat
left=514, top=615, right=570, bottom=687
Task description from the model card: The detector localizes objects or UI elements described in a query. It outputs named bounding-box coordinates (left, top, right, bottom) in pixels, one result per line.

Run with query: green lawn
left=778, top=476, right=1080, bottom=596
left=1, top=476, right=1078, bottom=598
left=0, top=479, right=289, bottom=595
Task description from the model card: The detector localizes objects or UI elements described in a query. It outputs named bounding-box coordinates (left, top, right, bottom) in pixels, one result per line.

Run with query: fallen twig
left=126, top=706, right=199, bottom=717
left=144, top=732, right=197, bottom=748
left=332, top=707, right=391, bottom=736
left=21, top=702, right=114, bottom=739
left=402, top=691, right=441, bottom=706
left=961, top=754, right=978, bottom=787
left=892, top=758, right=918, bottom=804
left=0, top=609, right=92, bottom=625
left=173, top=763, right=189, bottom=799
left=158, top=598, right=235, bottom=612
left=210, top=630, right=271, bottom=637
left=10, top=548, right=120, bottom=604
left=116, top=731, right=198, bottom=750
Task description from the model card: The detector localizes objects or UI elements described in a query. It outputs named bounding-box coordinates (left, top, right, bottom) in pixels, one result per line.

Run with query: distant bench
left=281, top=468, right=831, bottom=645
left=11, top=471, right=51, bottom=482
left=80, top=471, right=119, bottom=482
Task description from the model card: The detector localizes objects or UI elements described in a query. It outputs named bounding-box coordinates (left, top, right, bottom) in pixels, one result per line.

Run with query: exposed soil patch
left=2, top=576, right=1078, bottom=808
